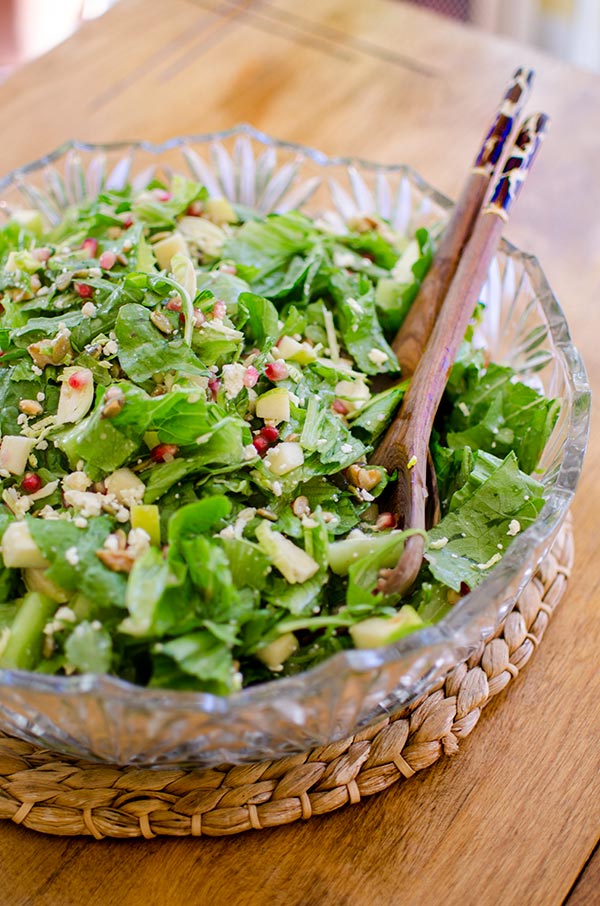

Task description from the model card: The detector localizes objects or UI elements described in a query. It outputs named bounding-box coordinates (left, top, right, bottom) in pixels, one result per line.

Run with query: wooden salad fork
left=371, top=112, right=550, bottom=597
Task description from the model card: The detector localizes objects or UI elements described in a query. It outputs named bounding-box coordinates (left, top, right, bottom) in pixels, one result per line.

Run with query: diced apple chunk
left=256, top=632, right=299, bottom=671
left=349, top=606, right=424, bottom=649
left=264, top=442, right=304, bottom=476
left=56, top=367, right=94, bottom=425
left=255, top=521, right=319, bottom=584
left=204, top=197, right=237, bottom=225
left=104, top=468, right=145, bottom=508
left=334, top=379, right=371, bottom=413
left=0, top=436, right=36, bottom=476
left=275, top=335, right=317, bottom=365
left=130, top=504, right=161, bottom=546
left=2, top=522, right=49, bottom=569
left=153, top=232, right=189, bottom=270
left=255, top=387, right=290, bottom=423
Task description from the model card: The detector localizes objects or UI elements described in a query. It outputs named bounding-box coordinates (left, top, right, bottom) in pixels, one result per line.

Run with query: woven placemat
left=0, top=518, right=573, bottom=839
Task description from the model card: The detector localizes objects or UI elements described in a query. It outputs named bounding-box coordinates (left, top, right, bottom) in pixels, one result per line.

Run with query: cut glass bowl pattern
left=0, top=126, right=590, bottom=765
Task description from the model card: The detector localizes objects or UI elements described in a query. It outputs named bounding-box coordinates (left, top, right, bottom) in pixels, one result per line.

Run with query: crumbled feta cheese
left=127, top=528, right=151, bottom=558
left=82, top=301, right=97, bottom=318
left=429, top=536, right=448, bottom=550
left=476, top=553, right=503, bottom=571
left=507, top=519, right=521, bottom=537
left=31, top=366, right=42, bottom=376
left=222, top=362, right=246, bottom=399
left=74, top=516, right=88, bottom=529
left=103, top=339, right=118, bottom=356
left=36, top=392, right=45, bottom=402
left=367, top=348, right=388, bottom=367
left=63, top=471, right=92, bottom=492
left=65, top=546, right=80, bottom=566
left=63, top=489, right=104, bottom=518
left=242, top=443, right=259, bottom=461
left=271, top=481, right=283, bottom=497
left=340, top=443, right=353, bottom=454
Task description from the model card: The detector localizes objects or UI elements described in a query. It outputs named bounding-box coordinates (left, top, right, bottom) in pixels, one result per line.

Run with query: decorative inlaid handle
left=473, top=67, right=534, bottom=174
left=486, top=112, right=550, bottom=218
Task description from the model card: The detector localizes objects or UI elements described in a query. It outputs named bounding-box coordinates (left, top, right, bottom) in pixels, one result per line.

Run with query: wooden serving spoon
left=371, top=113, right=550, bottom=597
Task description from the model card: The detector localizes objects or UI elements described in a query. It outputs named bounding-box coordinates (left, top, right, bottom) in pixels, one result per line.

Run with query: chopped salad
left=0, top=176, right=559, bottom=692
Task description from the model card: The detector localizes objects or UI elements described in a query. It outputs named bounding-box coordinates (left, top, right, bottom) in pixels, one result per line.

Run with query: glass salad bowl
left=0, top=126, right=590, bottom=766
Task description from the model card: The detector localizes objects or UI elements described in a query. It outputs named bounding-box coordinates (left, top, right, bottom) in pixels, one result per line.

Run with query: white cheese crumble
left=367, top=348, right=388, bottom=367
left=81, top=301, right=97, bottom=318
left=340, top=443, right=353, bottom=454
left=507, top=519, right=521, bottom=537
left=65, top=546, right=80, bottom=566
left=476, top=552, right=502, bottom=571
left=429, top=536, right=448, bottom=550
left=222, top=362, right=246, bottom=399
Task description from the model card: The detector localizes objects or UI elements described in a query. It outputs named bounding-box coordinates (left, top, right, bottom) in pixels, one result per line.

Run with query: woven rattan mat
left=0, top=518, right=573, bottom=838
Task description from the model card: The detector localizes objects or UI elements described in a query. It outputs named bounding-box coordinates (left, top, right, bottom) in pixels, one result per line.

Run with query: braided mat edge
left=0, top=517, right=573, bottom=839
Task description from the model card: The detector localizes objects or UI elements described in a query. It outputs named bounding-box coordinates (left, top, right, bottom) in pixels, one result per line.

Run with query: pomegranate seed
left=21, top=472, right=42, bottom=494
left=165, top=297, right=182, bottom=312
left=121, top=214, right=134, bottom=228
left=75, top=283, right=94, bottom=299
left=68, top=371, right=90, bottom=390
left=99, top=250, right=117, bottom=270
left=252, top=436, right=269, bottom=456
left=193, top=308, right=205, bottom=328
left=460, top=582, right=471, bottom=596
left=212, top=300, right=226, bottom=320
left=265, top=361, right=288, bottom=382
left=376, top=512, right=397, bottom=531
left=32, top=247, right=51, bottom=263
left=332, top=399, right=349, bottom=415
left=186, top=201, right=203, bottom=216
left=156, top=190, right=172, bottom=202
left=150, top=443, right=179, bottom=463
left=260, top=425, right=279, bottom=443
left=82, top=237, right=98, bottom=257
left=208, top=378, right=221, bottom=400
left=243, top=365, right=259, bottom=388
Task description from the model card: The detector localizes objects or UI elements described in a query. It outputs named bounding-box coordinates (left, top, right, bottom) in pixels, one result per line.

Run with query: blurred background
left=0, top=0, right=599, bottom=82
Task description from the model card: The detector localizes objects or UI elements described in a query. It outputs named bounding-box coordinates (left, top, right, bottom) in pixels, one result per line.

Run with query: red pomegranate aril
left=193, top=308, right=205, bottom=328
left=243, top=365, right=259, bottom=388
left=260, top=425, right=279, bottom=443
left=68, top=371, right=90, bottom=390
left=265, top=361, right=288, bottom=382
left=375, top=512, right=397, bottom=531
left=186, top=201, right=203, bottom=216
left=82, top=237, right=98, bottom=257
left=99, top=250, right=117, bottom=270
left=150, top=443, right=179, bottom=463
left=75, top=283, right=94, bottom=299
left=208, top=378, right=221, bottom=400
left=166, top=297, right=182, bottom=312
left=121, top=214, right=134, bottom=229
left=156, top=190, right=172, bottom=202
left=332, top=399, right=349, bottom=415
left=21, top=472, right=42, bottom=494
left=212, top=300, right=226, bottom=320
left=252, top=435, right=269, bottom=456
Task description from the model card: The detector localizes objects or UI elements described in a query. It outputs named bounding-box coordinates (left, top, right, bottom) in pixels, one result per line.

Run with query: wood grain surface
left=0, top=1, right=599, bottom=904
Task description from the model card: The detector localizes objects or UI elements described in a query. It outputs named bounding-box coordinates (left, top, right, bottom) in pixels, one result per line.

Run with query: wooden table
left=0, top=1, right=599, bottom=903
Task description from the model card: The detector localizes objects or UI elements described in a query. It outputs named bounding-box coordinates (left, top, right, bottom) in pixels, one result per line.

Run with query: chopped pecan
left=96, top=548, right=135, bottom=573
left=346, top=464, right=383, bottom=491
left=27, top=327, right=72, bottom=369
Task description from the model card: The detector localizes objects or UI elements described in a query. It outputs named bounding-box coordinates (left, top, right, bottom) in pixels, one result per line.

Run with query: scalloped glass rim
left=0, top=126, right=591, bottom=765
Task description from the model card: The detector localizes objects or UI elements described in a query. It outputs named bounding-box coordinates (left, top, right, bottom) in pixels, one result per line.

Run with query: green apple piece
left=131, top=504, right=161, bottom=546
left=256, top=632, right=298, bottom=671
left=204, top=197, right=237, bottom=225
left=255, top=520, right=319, bottom=584
left=0, top=436, right=36, bottom=475
left=349, top=605, right=425, bottom=649
left=328, top=530, right=407, bottom=576
left=24, top=568, right=70, bottom=603
left=255, top=387, right=290, bottom=423
left=334, top=379, right=370, bottom=413
left=177, top=216, right=225, bottom=258
left=153, top=231, right=189, bottom=270
left=1, top=522, right=49, bottom=569
left=56, top=367, right=94, bottom=425
left=104, top=468, right=145, bottom=508
left=0, top=591, right=59, bottom=669
left=275, top=336, right=317, bottom=365
left=264, top=442, right=304, bottom=476
left=13, top=209, right=45, bottom=238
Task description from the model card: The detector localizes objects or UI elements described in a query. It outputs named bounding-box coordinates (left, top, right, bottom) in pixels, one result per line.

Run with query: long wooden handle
left=391, top=67, right=534, bottom=378
left=374, top=112, right=550, bottom=596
